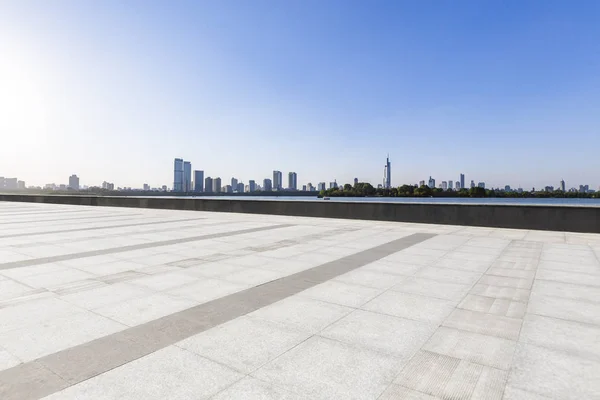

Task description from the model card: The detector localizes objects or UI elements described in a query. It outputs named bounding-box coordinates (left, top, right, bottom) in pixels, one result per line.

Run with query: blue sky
left=1, top=0, right=598, bottom=190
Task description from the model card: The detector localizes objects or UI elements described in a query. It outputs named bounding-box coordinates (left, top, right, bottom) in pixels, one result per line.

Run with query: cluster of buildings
left=0, top=177, right=26, bottom=191
left=172, top=158, right=341, bottom=193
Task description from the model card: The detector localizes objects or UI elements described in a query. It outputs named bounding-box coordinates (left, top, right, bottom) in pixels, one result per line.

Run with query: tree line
left=319, top=183, right=600, bottom=198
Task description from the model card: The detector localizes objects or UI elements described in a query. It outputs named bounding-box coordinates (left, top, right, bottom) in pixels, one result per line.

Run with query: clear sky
left=1, top=0, right=598, bottom=190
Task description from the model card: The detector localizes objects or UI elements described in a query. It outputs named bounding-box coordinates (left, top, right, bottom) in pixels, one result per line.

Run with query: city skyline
left=1, top=2, right=599, bottom=189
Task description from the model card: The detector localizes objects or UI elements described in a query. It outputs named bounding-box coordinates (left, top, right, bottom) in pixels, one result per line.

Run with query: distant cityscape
left=0, top=155, right=596, bottom=194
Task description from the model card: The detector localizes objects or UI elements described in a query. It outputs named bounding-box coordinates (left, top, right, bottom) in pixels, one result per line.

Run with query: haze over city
left=1, top=0, right=599, bottom=189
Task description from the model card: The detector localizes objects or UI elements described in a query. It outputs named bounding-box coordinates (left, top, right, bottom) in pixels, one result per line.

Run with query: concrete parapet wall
left=1, top=194, right=599, bottom=233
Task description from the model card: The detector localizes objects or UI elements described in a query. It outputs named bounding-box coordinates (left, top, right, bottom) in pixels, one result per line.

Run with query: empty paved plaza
left=0, top=201, right=598, bottom=400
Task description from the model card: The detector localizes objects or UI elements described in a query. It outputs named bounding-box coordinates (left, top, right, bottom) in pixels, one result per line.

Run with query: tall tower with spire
left=383, top=155, right=391, bottom=189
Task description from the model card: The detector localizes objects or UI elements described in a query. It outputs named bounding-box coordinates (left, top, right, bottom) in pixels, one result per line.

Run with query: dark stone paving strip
left=0, top=232, right=435, bottom=400
left=0, top=224, right=294, bottom=271
left=0, top=217, right=207, bottom=239
left=0, top=213, right=142, bottom=226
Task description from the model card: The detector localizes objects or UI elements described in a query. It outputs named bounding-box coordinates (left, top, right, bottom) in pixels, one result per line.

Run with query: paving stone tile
left=508, top=342, right=600, bottom=399
left=362, top=290, right=455, bottom=324
left=59, top=282, right=152, bottom=310
left=211, top=376, right=307, bottom=400
left=535, top=268, right=600, bottom=287
left=334, top=269, right=407, bottom=289
left=252, top=336, right=402, bottom=400
left=42, top=346, right=244, bottom=400
left=166, top=278, right=249, bottom=304
left=520, top=314, right=600, bottom=361
left=528, top=293, right=600, bottom=326
left=414, top=266, right=481, bottom=285
left=478, top=274, right=533, bottom=289
left=0, top=348, right=21, bottom=372
left=423, top=327, right=516, bottom=370
left=360, top=260, right=422, bottom=277
left=458, top=293, right=527, bottom=318
left=431, top=258, right=491, bottom=272
left=93, top=293, right=198, bottom=327
left=378, top=384, right=437, bottom=399
left=469, top=284, right=530, bottom=302
left=0, top=311, right=127, bottom=362
left=298, top=280, right=383, bottom=308
left=531, top=279, right=599, bottom=303
left=0, top=297, right=83, bottom=334
left=321, top=310, right=436, bottom=359
left=248, top=296, right=353, bottom=334
left=486, top=267, right=536, bottom=279
left=537, top=260, right=600, bottom=275
left=177, top=315, right=310, bottom=374
left=0, top=280, right=36, bottom=301
left=442, top=308, right=522, bottom=340
left=392, top=277, right=470, bottom=301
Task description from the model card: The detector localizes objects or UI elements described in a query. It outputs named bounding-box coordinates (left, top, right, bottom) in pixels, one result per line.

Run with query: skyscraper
left=478, top=182, right=485, bottom=188
left=288, top=172, right=297, bottom=190
left=249, top=180, right=256, bottom=192
left=470, top=180, right=475, bottom=188
left=231, top=177, right=238, bottom=189
left=442, top=181, right=448, bottom=190
left=263, top=178, right=272, bottom=191
left=460, top=174, right=465, bottom=191
left=448, top=181, right=453, bottom=190
left=68, top=175, right=80, bottom=190
left=213, top=177, right=221, bottom=193
left=204, top=177, right=213, bottom=193
left=419, top=180, right=425, bottom=187
left=317, top=182, right=326, bottom=191
left=455, top=181, right=460, bottom=189
left=194, top=170, right=204, bottom=192
left=173, top=158, right=184, bottom=192
left=353, top=178, right=358, bottom=186
left=236, top=182, right=244, bottom=193
left=428, top=176, right=435, bottom=188
left=183, top=161, right=192, bottom=192
left=560, top=179, right=566, bottom=192
left=273, top=170, right=282, bottom=190
left=383, top=155, right=391, bottom=189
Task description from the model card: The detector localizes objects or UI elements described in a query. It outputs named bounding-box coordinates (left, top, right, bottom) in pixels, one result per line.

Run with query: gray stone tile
left=0, top=361, right=68, bottom=400
left=469, top=283, right=530, bottom=302
left=252, top=336, right=402, bottom=399
left=378, top=384, right=437, bottom=399
left=414, top=266, right=481, bottom=285
left=0, top=311, right=127, bottom=362
left=93, top=293, right=198, bottom=327
left=423, top=327, right=516, bottom=370
left=537, top=260, right=600, bottom=275
left=177, top=315, right=310, bottom=374
left=532, top=279, right=599, bottom=304
left=42, top=346, right=244, bottom=400
left=10, top=268, right=95, bottom=289
left=486, top=266, right=536, bottom=279
left=362, top=290, right=455, bottom=324
left=0, top=348, right=21, bottom=372
left=433, top=258, right=492, bottom=272
left=166, top=278, right=249, bottom=304
left=0, top=297, right=83, bottom=334
left=211, top=376, right=307, bottom=400
left=360, top=260, right=422, bottom=277
left=320, top=310, right=436, bottom=359
left=535, top=268, right=600, bottom=287
left=59, top=282, right=152, bottom=310
left=0, top=280, right=36, bottom=301
left=334, top=269, right=407, bottom=289
left=442, top=308, right=522, bottom=340
left=298, top=280, right=383, bottom=308
left=478, top=274, right=533, bottom=289
left=507, top=342, right=600, bottom=399
left=528, top=293, right=600, bottom=326
left=394, top=350, right=507, bottom=400
left=127, top=271, right=199, bottom=291
left=502, top=386, right=553, bottom=400
left=392, top=277, right=471, bottom=301
left=519, top=314, right=600, bottom=361
left=248, top=296, right=353, bottom=334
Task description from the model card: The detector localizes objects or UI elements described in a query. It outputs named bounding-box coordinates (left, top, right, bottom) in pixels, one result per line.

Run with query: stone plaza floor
left=0, top=201, right=599, bottom=400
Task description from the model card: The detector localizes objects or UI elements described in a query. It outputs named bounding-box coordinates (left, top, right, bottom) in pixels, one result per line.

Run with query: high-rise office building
left=173, top=158, right=184, bottom=192
left=236, top=182, right=244, bottom=193
left=428, top=176, right=435, bottom=188
left=273, top=171, right=282, bottom=190
left=317, top=182, right=326, bottom=191
left=288, top=172, right=297, bottom=190
left=470, top=180, right=475, bottom=189
left=68, top=175, right=80, bottom=190
left=448, top=181, right=453, bottom=190
left=249, top=180, right=256, bottom=192
left=302, top=185, right=307, bottom=191
left=307, top=183, right=314, bottom=191
left=194, top=170, right=204, bottom=192
left=4, top=178, right=17, bottom=190
left=353, top=178, right=358, bottom=186
left=460, top=174, right=465, bottom=190
left=143, top=184, right=150, bottom=191
left=17, top=181, right=25, bottom=190
left=329, top=180, right=338, bottom=189
left=560, top=180, right=566, bottom=192
left=456, top=181, right=460, bottom=189
left=213, top=177, right=221, bottom=193
left=383, top=155, right=391, bottom=189
left=419, top=180, right=425, bottom=187
left=441, top=181, right=448, bottom=190
left=263, top=178, right=272, bottom=191
left=231, top=177, right=238, bottom=189
left=204, top=177, right=213, bottom=193
left=478, top=182, right=485, bottom=188
left=183, top=161, right=192, bottom=192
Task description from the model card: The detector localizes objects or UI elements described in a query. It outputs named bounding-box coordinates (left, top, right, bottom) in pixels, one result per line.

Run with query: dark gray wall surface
left=1, top=194, right=599, bottom=233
